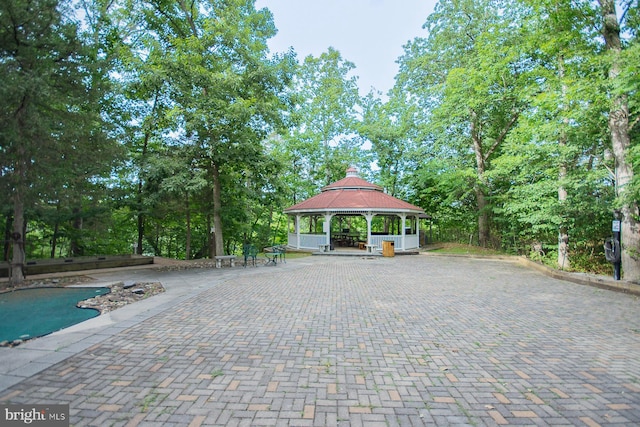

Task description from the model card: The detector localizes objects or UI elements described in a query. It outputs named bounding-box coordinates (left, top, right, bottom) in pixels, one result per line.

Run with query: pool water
left=0, top=287, right=110, bottom=342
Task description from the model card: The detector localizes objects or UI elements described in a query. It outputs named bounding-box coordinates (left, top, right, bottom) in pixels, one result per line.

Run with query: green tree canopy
left=0, top=0, right=119, bottom=284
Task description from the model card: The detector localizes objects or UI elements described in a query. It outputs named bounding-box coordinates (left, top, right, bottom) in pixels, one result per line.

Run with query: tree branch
left=484, top=111, right=519, bottom=161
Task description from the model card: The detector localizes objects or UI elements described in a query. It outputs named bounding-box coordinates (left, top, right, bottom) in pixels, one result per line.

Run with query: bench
left=214, top=255, right=237, bottom=268
left=243, top=244, right=259, bottom=267
left=318, top=243, right=331, bottom=253
left=365, top=244, right=376, bottom=253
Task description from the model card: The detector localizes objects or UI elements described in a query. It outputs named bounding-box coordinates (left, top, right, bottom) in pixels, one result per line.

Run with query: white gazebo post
left=324, top=213, right=334, bottom=245
left=399, top=213, right=407, bottom=251
left=296, top=214, right=302, bottom=249
left=365, top=212, right=375, bottom=245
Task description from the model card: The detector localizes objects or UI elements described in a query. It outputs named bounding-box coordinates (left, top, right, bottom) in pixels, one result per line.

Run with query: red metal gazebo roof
left=284, top=168, right=424, bottom=214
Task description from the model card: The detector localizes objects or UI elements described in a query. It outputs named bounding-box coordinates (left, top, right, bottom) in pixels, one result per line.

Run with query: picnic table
left=264, top=245, right=286, bottom=266
left=331, top=232, right=361, bottom=247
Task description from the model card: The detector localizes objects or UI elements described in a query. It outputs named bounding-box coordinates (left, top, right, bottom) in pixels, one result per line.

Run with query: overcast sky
left=254, top=0, right=438, bottom=96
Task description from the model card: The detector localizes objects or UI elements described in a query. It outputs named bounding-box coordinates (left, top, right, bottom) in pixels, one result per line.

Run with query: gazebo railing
left=369, top=234, right=419, bottom=250
left=289, top=233, right=420, bottom=251
left=406, top=234, right=419, bottom=250
left=369, top=235, right=402, bottom=250
left=289, top=233, right=327, bottom=249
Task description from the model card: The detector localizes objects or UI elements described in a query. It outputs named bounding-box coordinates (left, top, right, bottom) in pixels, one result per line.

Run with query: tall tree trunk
left=207, top=213, right=215, bottom=259
left=211, top=162, right=224, bottom=256
left=471, top=111, right=490, bottom=247
left=10, top=192, right=25, bottom=286
left=323, top=137, right=331, bottom=186
left=136, top=135, right=150, bottom=256
left=10, top=118, right=28, bottom=285
left=51, top=221, right=59, bottom=259
left=3, top=213, right=12, bottom=262
left=557, top=175, right=570, bottom=269
left=599, top=0, right=640, bottom=281
left=474, top=186, right=490, bottom=247
left=557, top=173, right=570, bottom=269
left=185, top=193, right=191, bottom=260
left=152, top=223, right=161, bottom=256
left=136, top=187, right=144, bottom=255
left=557, top=55, right=570, bottom=270
left=70, top=206, right=83, bottom=257
left=135, top=91, right=159, bottom=256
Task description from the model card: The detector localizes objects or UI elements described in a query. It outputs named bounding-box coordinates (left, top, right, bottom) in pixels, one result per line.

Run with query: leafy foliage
left=2, top=0, right=638, bottom=280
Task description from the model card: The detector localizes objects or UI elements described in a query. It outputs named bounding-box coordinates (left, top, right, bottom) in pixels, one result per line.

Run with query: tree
left=501, top=0, right=611, bottom=268
left=359, top=90, right=416, bottom=198
left=598, top=0, right=640, bottom=281
left=397, top=0, right=527, bottom=247
left=290, top=48, right=364, bottom=189
left=116, top=55, right=173, bottom=256
left=125, top=0, right=295, bottom=257
left=0, top=0, right=117, bottom=284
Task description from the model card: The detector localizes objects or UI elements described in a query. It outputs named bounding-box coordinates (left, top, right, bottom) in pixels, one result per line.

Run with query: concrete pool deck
left=1, top=254, right=639, bottom=426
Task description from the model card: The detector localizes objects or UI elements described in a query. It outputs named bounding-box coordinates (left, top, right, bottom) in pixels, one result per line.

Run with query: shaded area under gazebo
left=284, top=168, right=425, bottom=253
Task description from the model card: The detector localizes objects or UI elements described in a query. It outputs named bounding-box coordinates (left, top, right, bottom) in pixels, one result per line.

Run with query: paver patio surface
left=1, top=255, right=639, bottom=426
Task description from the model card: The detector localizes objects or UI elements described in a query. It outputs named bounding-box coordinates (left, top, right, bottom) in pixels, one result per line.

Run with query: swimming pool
left=0, top=287, right=110, bottom=343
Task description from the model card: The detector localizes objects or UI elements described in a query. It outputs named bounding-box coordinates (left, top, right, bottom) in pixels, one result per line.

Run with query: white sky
left=255, top=0, right=438, bottom=96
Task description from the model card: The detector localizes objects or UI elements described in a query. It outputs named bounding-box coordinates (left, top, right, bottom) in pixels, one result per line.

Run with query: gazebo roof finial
left=346, top=166, right=358, bottom=177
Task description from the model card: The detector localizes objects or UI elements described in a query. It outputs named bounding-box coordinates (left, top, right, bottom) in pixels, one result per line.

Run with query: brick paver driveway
left=1, top=255, right=639, bottom=426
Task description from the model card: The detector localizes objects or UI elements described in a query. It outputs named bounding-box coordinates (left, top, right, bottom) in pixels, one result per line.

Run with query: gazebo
left=284, top=167, right=425, bottom=252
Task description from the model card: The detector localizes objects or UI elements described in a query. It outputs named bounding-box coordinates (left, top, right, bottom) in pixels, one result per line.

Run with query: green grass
left=259, top=251, right=312, bottom=260
left=426, top=243, right=505, bottom=256
left=426, top=242, right=614, bottom=276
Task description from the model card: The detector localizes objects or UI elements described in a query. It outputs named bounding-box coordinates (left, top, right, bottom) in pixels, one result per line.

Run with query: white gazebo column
left=324, top=213, right=334, bottom=246
left=364, top=212, right=375, bottom=245
left=400, top=213, right=407, bottom=251
left=296, top=214, right=302, bottom=249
